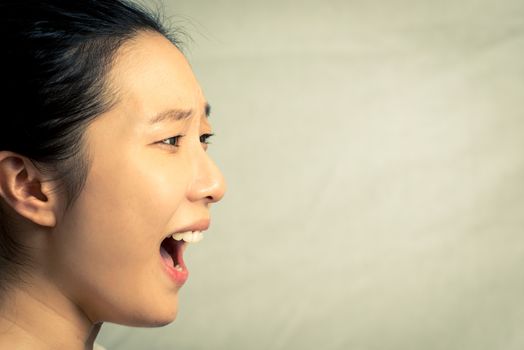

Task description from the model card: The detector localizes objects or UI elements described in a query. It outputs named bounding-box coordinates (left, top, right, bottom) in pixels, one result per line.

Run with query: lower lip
left=161, top=244, right=189, bottom=287
left=161, top=258, right=189, bottom=287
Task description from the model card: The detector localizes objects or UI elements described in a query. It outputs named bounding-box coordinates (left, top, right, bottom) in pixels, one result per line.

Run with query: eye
left=200, top=133, right=214, bottom=151
left=200, top=133, right=214, bottom=145
left=160, top=135, right=184, bottom=148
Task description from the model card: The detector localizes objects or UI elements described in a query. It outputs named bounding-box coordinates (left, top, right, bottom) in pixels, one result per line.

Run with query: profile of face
left=43, top=32, right=226, bottom=326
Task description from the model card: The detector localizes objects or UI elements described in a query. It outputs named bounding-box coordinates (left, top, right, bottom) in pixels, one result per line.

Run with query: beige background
left=98, top=0, right=524, bottom=349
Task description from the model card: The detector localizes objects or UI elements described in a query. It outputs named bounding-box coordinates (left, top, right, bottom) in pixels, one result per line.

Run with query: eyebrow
left=149, top=102, right=211, bottom=124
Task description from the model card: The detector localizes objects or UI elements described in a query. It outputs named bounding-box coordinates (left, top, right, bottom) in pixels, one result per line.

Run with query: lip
left=161, top=241, right=189, bottom=287
left=173, top=218, right=210, bottom=234
left=162, top=218, right=211, bottom=241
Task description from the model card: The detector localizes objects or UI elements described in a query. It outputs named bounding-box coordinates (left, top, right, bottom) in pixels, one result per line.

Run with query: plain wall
left=98, top=0, right=524, bottom=349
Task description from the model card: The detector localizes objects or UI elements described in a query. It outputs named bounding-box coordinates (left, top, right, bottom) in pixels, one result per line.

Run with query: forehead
left=108, top=31, right=206, bottom=121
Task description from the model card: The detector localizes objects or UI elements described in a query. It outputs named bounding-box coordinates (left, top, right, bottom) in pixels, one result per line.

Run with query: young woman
left=0, top=1, right=226, bottom=349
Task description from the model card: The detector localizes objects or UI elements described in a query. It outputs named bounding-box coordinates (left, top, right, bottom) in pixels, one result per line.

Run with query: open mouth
left=160, top=236, right=186, bottom=272
left=159, top=229, right=206, bottom=285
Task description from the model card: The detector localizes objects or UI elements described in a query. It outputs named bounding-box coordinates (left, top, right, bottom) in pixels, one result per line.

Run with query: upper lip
left=164, top=218, right=210, bottom=239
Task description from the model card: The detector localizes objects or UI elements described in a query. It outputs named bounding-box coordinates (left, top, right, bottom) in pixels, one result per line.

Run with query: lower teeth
left=174, top=264, right=183, bottom=272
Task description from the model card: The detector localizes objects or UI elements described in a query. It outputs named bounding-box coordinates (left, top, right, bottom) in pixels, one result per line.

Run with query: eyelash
left=200, top=133, right=214, bottom=145
left=160, top=133, right=214, bottom=148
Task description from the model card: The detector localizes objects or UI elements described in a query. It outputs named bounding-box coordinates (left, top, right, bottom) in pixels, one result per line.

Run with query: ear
left=0, top=151, right=60, bottom=228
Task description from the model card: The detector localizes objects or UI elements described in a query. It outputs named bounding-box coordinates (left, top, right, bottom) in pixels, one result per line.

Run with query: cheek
left=79, top=152, right=190, bottom=254
left=51, top=151, right=190, bottom=322
left=128, top=156, right=191, bottom=228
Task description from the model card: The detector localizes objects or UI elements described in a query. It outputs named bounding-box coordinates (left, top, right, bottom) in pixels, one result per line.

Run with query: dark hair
left=0, top=0, right=180, bottom=295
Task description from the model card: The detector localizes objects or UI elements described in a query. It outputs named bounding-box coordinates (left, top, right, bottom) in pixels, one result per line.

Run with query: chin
left=141, top=306, right=179, bottom=327
left=121, top=311, right=179, bottom=328
left=112, top=300, right=179, bottom=328
left=153, top=308, right=179, bottom=327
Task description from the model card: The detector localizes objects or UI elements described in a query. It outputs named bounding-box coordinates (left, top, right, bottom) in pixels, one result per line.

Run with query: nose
left=187, top=149, right=226, bottom=204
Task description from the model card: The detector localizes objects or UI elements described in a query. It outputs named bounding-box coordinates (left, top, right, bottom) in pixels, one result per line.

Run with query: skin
left=0, top=31, right=226, bottom=349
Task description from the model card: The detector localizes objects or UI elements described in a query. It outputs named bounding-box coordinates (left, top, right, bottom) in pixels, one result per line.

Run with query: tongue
left=160, top=245, right=175, bottom=267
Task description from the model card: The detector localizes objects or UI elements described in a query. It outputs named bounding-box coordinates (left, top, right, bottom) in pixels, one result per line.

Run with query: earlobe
left=0, top=151, right=58, bottom=228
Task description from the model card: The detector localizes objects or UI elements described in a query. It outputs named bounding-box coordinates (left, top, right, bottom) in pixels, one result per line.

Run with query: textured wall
left=98, top=0, right=524, bottom=349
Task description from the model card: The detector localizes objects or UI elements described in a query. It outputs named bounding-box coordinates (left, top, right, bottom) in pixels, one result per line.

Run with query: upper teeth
left=171, top=231, right=204, bottom=243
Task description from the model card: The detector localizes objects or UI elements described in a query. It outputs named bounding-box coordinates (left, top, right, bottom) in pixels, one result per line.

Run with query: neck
left=0, top=277, right=103, bottom=350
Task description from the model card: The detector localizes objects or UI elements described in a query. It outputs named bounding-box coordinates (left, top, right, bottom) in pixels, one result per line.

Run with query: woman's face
left=48, top=32, right=225, bottom=326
